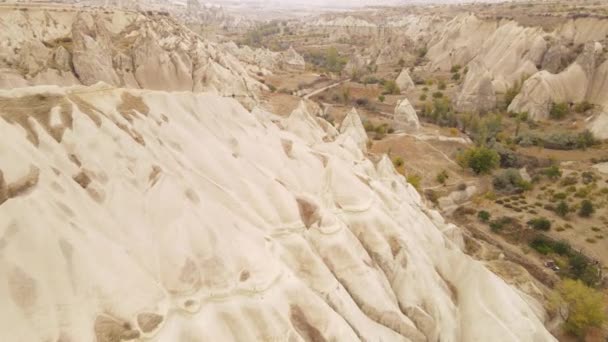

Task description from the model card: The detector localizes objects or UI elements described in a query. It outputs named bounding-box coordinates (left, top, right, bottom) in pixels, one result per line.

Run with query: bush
left=438, top=81, right=446, bottom=90
left=578, top=200, right=594, bottom=217
left=355, top=97, right=369, bottom=107
left=542, top=165, right=562, bottom=180
left=432, top=91, right=443, bottom=98
left=450, top=65, right=462, bottom=73
left=451, top=72, right=461, bottom=81
left=556, top=201, right=569, bottom=217
left=407, top=174, right=422, bottom=191
left=393, top=156, right=404, bottom=168
left=268, top=84, right=276, bottom=92
left=527, top=217, right=551, bottom=231
left=378, top=95, right=385, bottom=103
left=489, top=216, right=515, bottom=233
left=549, top=102, right=569, bottom=119
left=436, top=170, right=449, bottom=184
left=477, top=210, right=491, bottom=222
left=363, top=76, right=381, bottom=84
left=419, top=94, right=427, bottom=101
left=573, top=101, right=593, bottom=113
left=457, top=147, right=500, bottom=174
left=492, top=169, right=531, bottom=193
left=504, top=80, right=523, bottom=108
left=550, top=279, right=606, bottom=337
left=382, top=80, right=400, bottom=95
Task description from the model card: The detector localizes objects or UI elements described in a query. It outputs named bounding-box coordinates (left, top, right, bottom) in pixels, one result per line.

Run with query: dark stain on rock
left=7, top=166, right=39, bottom=199
left=289, top=305, right=326, bottom=342
left=296, top=197, right=320, bottom=229
left=94, top=315, right=140, bottom=342
left=136, top=313, right=163, bottom=333
left=117, top=92, right=149, bottom=123
left=72, top=170, right=91, bottom=188
left=8, top=266, right=37, bottom=315
left=0, top=93, right=73, bottom=145
left=239, top=270, right=250, bottom=282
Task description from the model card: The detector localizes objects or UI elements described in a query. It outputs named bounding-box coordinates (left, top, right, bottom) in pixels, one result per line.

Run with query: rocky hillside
left=297, top=12, right=608, bottom=128
left=0, top=83, right=557, bottom=341
left=0, top=6, right=265, bottom=108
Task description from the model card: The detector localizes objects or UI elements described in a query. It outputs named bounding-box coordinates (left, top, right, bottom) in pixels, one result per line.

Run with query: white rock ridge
left=0, top=84, right=556, bottom=341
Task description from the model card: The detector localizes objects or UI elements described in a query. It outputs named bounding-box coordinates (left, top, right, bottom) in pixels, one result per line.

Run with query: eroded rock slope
left=0, top=83, right=556, bottom=341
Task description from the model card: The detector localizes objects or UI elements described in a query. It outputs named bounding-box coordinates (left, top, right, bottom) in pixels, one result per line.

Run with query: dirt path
left=303, top=78, right=350, bottom=99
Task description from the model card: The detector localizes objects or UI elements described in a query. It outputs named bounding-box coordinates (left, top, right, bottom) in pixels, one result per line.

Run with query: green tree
left=578, top=200, right=594, bottom=217
left=457, top=147, right=500, bottom=175
left=550, top=279, right=606, bottom=337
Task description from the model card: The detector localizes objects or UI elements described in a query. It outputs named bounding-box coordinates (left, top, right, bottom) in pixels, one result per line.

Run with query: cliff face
left=0, top=8, right=265, bottom=108
left=0, top=83, right=556, bottom=341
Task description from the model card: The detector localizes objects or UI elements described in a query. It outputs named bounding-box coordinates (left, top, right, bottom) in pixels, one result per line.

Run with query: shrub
left=393, top=156, right=404, bottom=168
left=450, top=65, right=462, bottom=73
left=355, top=98, right=369, bottom=107
left=382, top=80, right=401, bottom=95
left=451, top=72, right=461, bottom=81
left=578, top=200, right=594, bottom=217
left=477, top=210, right=491, bottom=222
left=419, top=94, right=427, bottom=101
left=493, top=169, right=531, bottom=193
left=527, top=217, right=551, bottom=231
left=573, top=101, right=593, bottom=113
left=438, top=81, right=446, bottom=90
left=542, top=165, right=562, bottom=180
left=268, top=84, right=276, bottom=92
left=576, top=130, right=597, bottom=149
left=489, top=216, right=515, bottom=233
left=457, top=147, right=500, bottom=174
left=549, top=102, right=569, bottom=119
left=550, top=279, right=606, bottom=337
left=364, top=76, right=381, bottom=84
left=432, top=91, right=443, bottom=98
left=378, top=95, right=385, bottom=102
left=436, top=170, right=449, bottom=184
left=407, top=174, right=422, bottom=191
left=504, top=80, right=523, bottom=108
left=556, top=201, right=569, bottom=217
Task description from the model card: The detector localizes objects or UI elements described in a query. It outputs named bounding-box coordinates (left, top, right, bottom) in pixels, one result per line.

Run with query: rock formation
left=0, top=83, right=556, bottom=341
left=509, top=42, right=604, bottom=120
left=395, top=68, right=415, bottom=93
left=394, top=98, right=420, bottom=131
left=0, top=8, right=264, bottom=107
left=454, top=62, right=497, bottom=113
